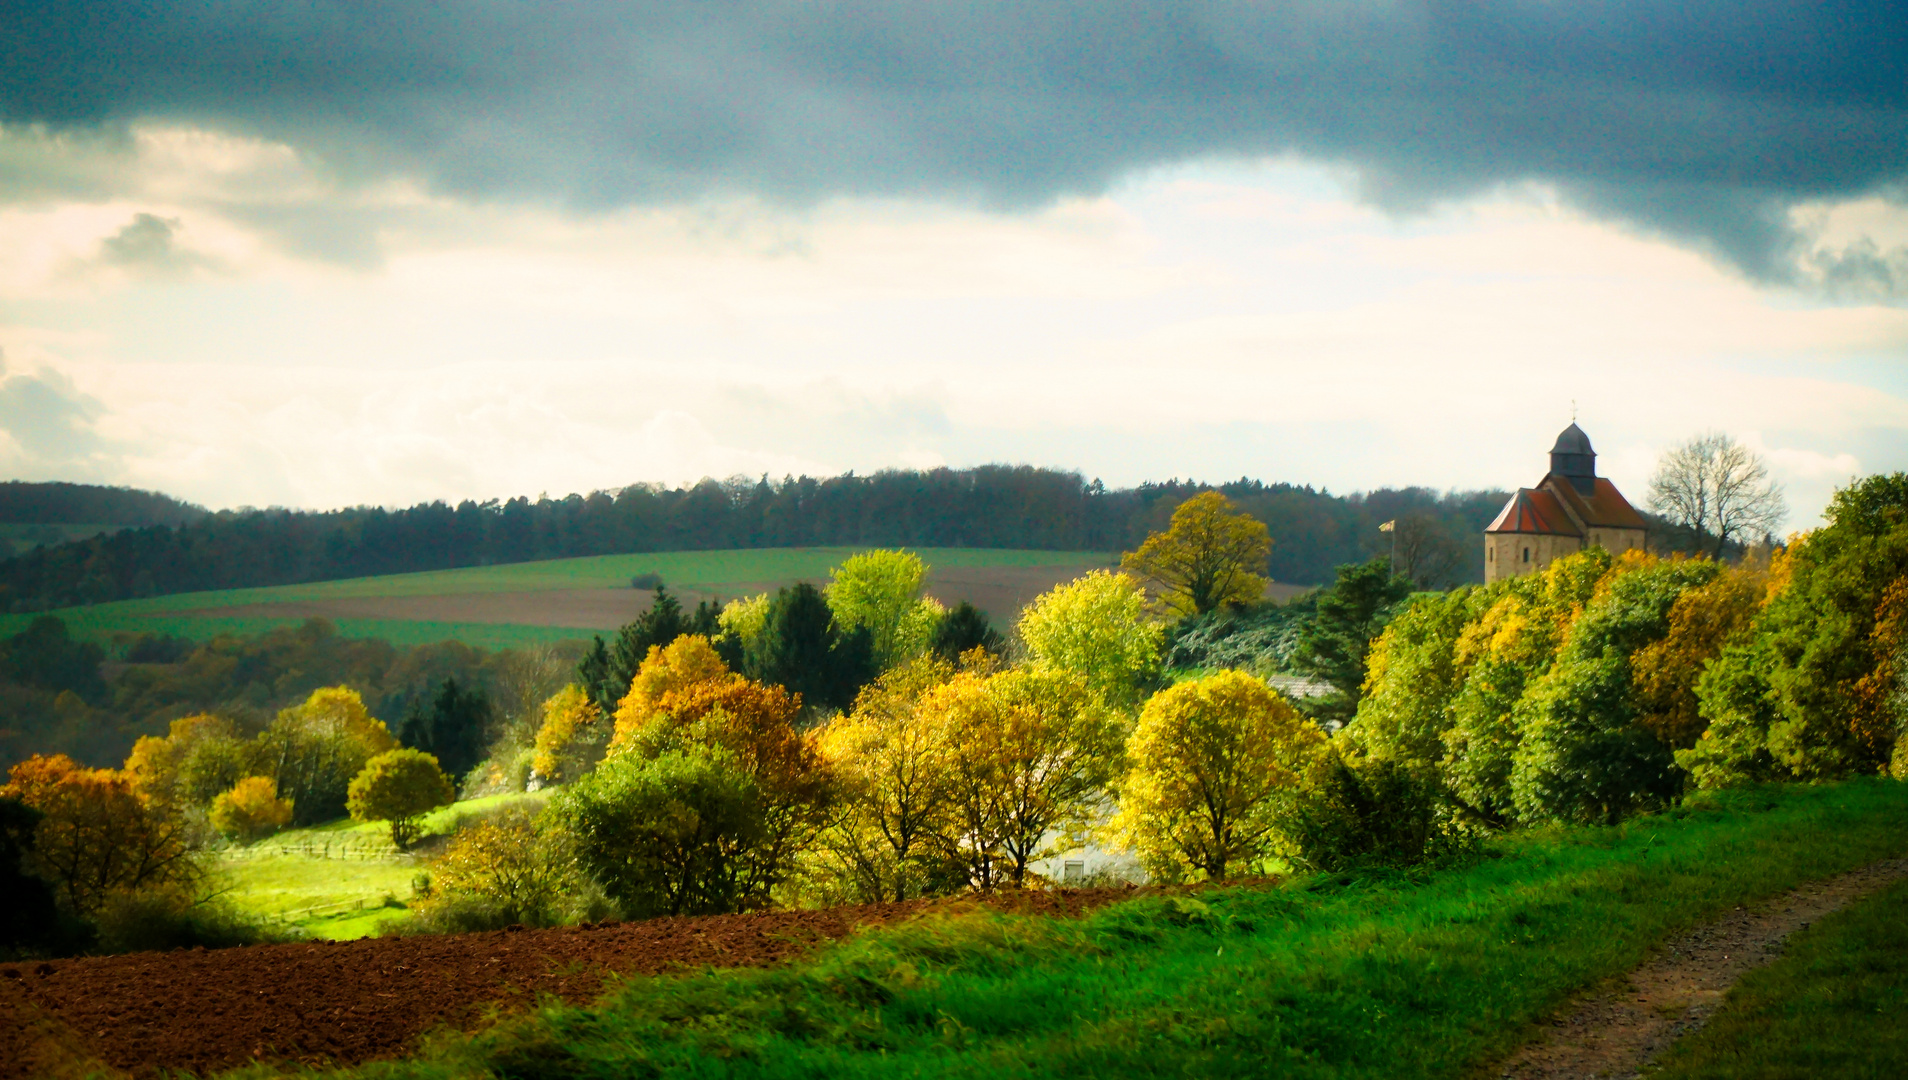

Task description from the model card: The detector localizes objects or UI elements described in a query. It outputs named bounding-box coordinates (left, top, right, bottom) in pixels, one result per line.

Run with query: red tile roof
left=1485, top=488, right=1581, bottom=536
left=1547, top=475, right=1649, bottom=531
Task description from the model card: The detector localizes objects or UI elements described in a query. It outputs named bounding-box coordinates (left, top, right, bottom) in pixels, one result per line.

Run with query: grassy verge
left=215, top=793, right=546, bottom=940
left=1649, top=872, right=1908, bottom=1080
left=225, top=779, right=1908, bottom=1080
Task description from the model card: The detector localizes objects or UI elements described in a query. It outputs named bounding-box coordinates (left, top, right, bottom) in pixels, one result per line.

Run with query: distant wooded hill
left=0, top=468, right=1506, bottom=611
left=0, top=481, right=205, bottom=527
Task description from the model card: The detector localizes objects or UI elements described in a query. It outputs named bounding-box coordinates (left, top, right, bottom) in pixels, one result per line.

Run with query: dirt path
left=0, top=888, right=1134, bottom=1079
left=1495, top=856, right=1908, bottom=1080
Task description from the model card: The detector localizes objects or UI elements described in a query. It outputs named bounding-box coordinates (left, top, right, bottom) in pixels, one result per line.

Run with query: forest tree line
left=0, top=468, right=1506, bottom=611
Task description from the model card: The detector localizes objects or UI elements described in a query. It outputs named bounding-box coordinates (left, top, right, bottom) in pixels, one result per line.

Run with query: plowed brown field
left=0, top=889, right=1131, bottom=1079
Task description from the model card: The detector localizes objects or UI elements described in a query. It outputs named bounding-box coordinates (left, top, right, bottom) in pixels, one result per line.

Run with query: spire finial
left=1571, top=399, right=1578, bottom=423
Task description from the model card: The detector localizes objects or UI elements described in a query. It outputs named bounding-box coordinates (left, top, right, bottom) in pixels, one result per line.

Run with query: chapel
left=1483, top=423, right=1648, bottom=583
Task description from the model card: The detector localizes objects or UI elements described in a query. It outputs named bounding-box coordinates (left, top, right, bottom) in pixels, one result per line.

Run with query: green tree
left=930, top=601, right=1005, bottom=662
left=1509, top=558, right=1720, bottom=825
left=552, top=746, right=763, bottom=917
left=346, top=748, right=455, bottom=849
left=398, top=677, right=491, bottom=786
left=261, top=686, right=398, bottom=825
left=827, top=549, right=945, bottom=669
left=1121, top=491, right=1272, bottom=617
left=1682, top=473, right=1908, bottom=785
left=1109, top=670, right=1329, bottom=882
left=1292, top=558, right=1417, bottom=723
left=1017, top=570, right=1163, bottom=710
left=0, top=616, right=107, bottom=702
left=747, top=583, right=874, bottom=713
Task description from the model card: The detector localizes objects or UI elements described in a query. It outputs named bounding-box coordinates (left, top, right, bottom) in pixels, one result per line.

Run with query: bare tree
left=1647, top=432, right=1787, bottom=558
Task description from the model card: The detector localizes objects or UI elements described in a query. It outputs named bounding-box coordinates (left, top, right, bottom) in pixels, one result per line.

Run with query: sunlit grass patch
left=214, top=792, right=547, bottom=937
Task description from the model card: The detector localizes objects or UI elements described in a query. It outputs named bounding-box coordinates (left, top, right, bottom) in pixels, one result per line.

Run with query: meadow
left=0, top=546, right=1117, bottom=650
left=213, top=793, right=547, bottom=940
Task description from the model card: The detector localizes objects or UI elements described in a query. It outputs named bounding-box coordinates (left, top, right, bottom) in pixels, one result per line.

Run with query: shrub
left=346, top=748, right=455, bottom=849
left=92, top=885, right=281, bottom=954
left=551, top=747, right=765, bottom=918
left=1284, top=755, right=1473, bottom=872
left=424, top=806, right=564, bottom=927
left=208, top=776, right=293, bottom=842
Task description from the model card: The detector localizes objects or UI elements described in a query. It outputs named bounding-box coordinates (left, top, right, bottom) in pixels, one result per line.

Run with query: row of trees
left=0, top=615, right=555, bottom=773
left=1345, top=472, right=1907, bottom=825
left=0, top=468, right=1507, bottom=612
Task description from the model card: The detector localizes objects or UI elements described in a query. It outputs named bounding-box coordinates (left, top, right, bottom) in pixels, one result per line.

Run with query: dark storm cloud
left=4, top=1, right=1904, bottom=284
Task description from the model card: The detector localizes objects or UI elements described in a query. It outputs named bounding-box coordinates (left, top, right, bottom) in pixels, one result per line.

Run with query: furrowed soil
left=0, top=889, right=1133, bottom=1079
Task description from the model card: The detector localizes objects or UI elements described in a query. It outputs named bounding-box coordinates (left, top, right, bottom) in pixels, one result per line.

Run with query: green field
left=0, top=546, right=1114, bottom=650
left=1652, top=872, right=1908, bottom=1079
left=289, top=779, right=1908, bottom=1080
left=215, top=793, right=548, bottom=940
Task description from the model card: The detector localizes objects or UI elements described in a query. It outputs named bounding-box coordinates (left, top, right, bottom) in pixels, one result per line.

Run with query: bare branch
left=1647, top=432, right=1786, bottom=557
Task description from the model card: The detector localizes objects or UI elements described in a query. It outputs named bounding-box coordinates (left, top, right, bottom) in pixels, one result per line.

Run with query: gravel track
left=1495, top=856, right=1908, bottom=1080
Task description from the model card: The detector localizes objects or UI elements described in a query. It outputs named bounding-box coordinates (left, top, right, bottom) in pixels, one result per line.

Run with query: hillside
left=0, top=481, right=207, bottom=560
left=0, top=467, right=1505, bottom=611
left=0, top=481, right=203, bottom=527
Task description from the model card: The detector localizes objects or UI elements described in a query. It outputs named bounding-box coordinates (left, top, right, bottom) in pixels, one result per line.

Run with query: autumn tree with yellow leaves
left=208, top=776, right=294, bottom=842
left=530, top=684, right=606, bottom=785
left=1109, top=670, right=1330, bottom=882
left=1121, top=491, right=1272, bottom=618
left=2, top=754, right=197, bottom=915
left=347, top=748, right=456, bottom=849
left=919, top=666, right=1123, bottom=890
left=811, top=655, right=959, bottom=902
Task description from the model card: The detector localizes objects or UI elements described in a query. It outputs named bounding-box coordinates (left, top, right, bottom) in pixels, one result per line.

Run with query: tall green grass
left=233, top=779, right=1908, bottom=1080
left=1651, top=871, right=1908, bottom=1080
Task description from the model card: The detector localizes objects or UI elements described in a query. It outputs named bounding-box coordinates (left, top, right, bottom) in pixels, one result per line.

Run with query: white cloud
left=0, top=136, right=1901, bottom=527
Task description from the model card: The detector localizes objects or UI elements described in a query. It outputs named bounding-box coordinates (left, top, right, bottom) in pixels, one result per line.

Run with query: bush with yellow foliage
left=529, top=684, right=605, bottom=785
left=346, top=748, right=455, bottom=849
left=208, top=776, right=294, bottom=842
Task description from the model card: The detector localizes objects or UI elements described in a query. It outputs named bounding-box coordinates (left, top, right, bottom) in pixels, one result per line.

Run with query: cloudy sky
left=2, top=1, right=1904, bottom=527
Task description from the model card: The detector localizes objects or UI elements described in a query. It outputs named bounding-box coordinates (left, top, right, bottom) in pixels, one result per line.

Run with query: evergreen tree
left=1293, top=558, right=1417, bottom=724
left=931, top=601, right=1004, bottom=661
left=747, top=583, right=874, bottom=714
left=399, top=677, right=491, bottom=784
left=576, top=635, right=616, bottom=716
